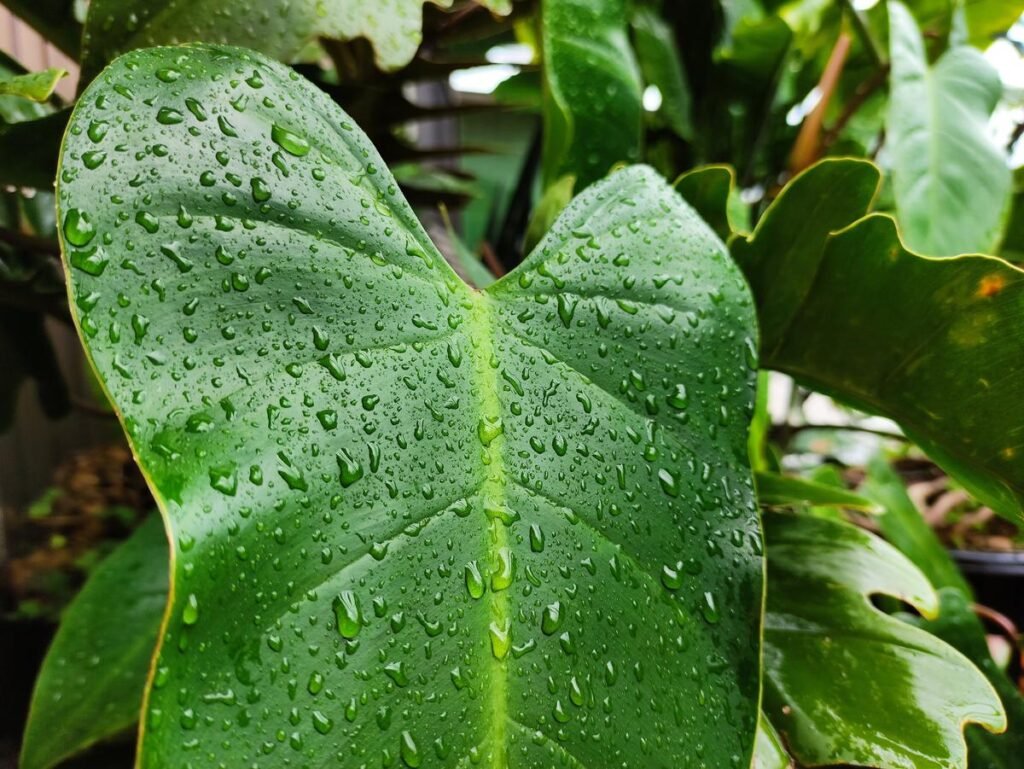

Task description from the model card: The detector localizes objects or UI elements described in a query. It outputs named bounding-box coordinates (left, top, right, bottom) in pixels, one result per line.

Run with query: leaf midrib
left=468, top=291, right=510, bottom=766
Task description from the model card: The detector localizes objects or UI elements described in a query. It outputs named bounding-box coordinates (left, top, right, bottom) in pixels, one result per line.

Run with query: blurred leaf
left=632, top=5, right=693, bottom=141
left=962, top=0, right=1024, bottom=47
left=523, top=173, right=574, bottom=254
left=887, top=1, right=1010, bottom=256
left=80, top=0, right=512, bottom=81
left=733, top=158, right=1024, bottom=521
left=763, top=511, right=1005, bottom=768
left=437, top=204, right=495, bottom=290
left=541, top=0, right=643, bottom=189
left=748, top=371, right=772, bottom=473
left=20, top=515, right=167, bottom=769
left=0, top=0, right=82, bottom=58
left=861, top=454, right=974, bottom=595
left=492, top=69, right=542, bottom=108
left=0, top=109, right=69, bottom=189
left=0, top=68, right=66, bottom=102
left=674, top=164, right=735, bottom=240
left=805, top=463, right=853, bottom=520
left=907, top=0, right=1024, bottom=50
left=757, top=470, right=880, bottom=511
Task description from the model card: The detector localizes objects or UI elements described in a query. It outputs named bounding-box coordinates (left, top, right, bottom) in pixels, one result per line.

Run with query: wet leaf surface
left=58, top=44, right=762, bottom=768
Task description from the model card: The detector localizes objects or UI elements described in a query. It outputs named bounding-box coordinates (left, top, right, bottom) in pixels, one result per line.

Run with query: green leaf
left=906, top=0, right=1024, bottom=50
left=80, top=0, right=511, bottom=81
left=763, top=511, right=1005, bottom=768
left=861, top=454, right=973, bottom=595
left=631, top=5, right=693, bottom=141
left=541, top=0, right=643, bottom=190
left=731, top=158, right=878, bottom=347
left=962, top=0, right=1024, bottom=47
left=20, top=515, right=167, bottom=769
left=437, top=204, right=495, bottom=291
left=58, top=44, right=762, bottom=767
left=753, top=712, right=792, bottom=769
left=887, top=1, right=1011, bottom=256
left=522, top=173, right=575, bottom=255
left=0, top=67, right=65, bottom=102
left=674, top=165, right=737, bottom=241
left=756, top=470, right=880, bottom=511
left=920, top=588, right=1024, bottom=769
left=734, top=158, right=1024, bottom=520
left=0, top=0, right=82, bottom=59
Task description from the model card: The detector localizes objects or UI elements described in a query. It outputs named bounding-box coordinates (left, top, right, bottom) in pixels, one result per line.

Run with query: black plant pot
left=950, top=549, right=1024, bottom=630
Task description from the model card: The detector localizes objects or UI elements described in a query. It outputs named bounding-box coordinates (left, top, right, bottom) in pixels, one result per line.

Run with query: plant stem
left=789, top=33, right=852, bottom=173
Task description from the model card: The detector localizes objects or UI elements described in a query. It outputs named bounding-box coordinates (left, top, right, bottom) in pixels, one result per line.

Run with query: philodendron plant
left=58, top=43, right=765, bottom=768
left=19, top=41, right=1013, bottom=769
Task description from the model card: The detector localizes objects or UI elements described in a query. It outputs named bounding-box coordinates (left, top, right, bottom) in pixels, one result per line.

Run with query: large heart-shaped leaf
left=763, top=511, right=1005, bottom=768
left=58, top=44, right=762, bottom=767
left=80, top=0, right=511, bottom=82
left=20, top=515, right=167, bottom=769
left=541, top=0, right=643, bottom=190
left=887, top=1, right=1011, bottom=256
left=732, top=158, right=1024, bottom=520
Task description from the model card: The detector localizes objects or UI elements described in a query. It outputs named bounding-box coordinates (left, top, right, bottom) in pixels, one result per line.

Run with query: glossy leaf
left=734, top=158, right=1024, bottom=520
left=887, top=1, right=1011, bottom=256
left=673, top=164, right=740, bottom=241
left=58, top=45, right=762, bottom=768
left=80, top=0, right=511, bottom=81
left=861, top=454, right=973, bottom=596
left=0, top=67, right=65, bottom=102
left=755, top=471, right=880, bottom=511
left=763, top=511, right=1005, bottom=768
left=20, top=515, right=168, bottom=769
left=752, top=713, right=792, bottom=769
left=920, top=589, right=1024, bottom=769
left=541, top=0, right=643, bottom=190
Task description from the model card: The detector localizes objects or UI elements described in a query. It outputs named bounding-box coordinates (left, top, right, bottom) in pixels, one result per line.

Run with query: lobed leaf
left=58, top=44, right=762, bottom=768
left=733, top=158, right=1024, bottom=521
left=763, top=511, right=1005, bottom=769
left=860, top=454, right=973, bottom=596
